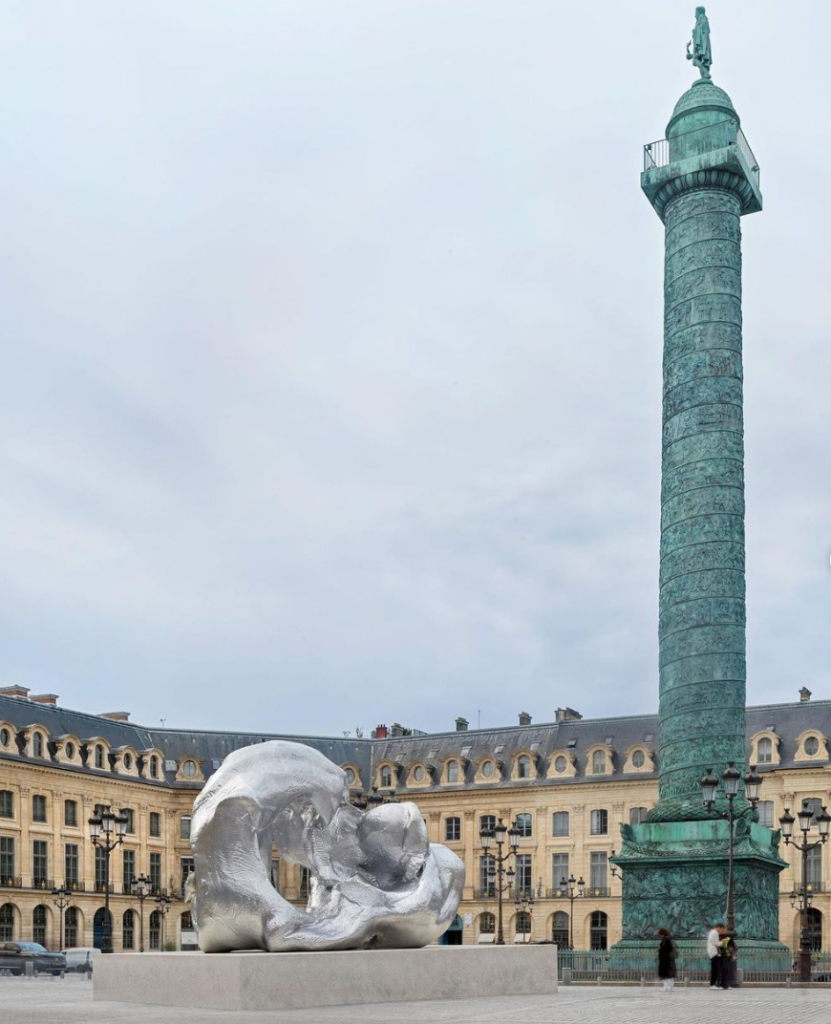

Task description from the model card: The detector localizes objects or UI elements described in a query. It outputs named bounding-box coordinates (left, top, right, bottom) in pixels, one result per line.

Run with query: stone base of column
left=613, top=819, right=786, bottom=942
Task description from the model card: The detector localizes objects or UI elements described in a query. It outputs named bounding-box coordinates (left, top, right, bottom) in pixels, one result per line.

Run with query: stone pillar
left=612, top=73, right=786, bottom=954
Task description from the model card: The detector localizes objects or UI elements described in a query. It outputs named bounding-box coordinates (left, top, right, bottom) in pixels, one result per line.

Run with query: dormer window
left=65, top=742, right=75, bottom=759
left=757, top=737, right=773, bottom=763
left=804, top=736, right=820, bottom=756
left=182, top=759, right=197, bottom=778
left=33, top=733, right=44, bottom=758
left=0, top=728, right=10, bottom=748
left=94, top=745, right=105, bottom=769
left=554, top=756, right=568, bottom=774
left=380, top=765, right=392, bottom=788
left=412, top=766, right=424, bottom=783
left=447, top=760, right=459, bottom=783
left=517, top=755, right=531, bottom=779
left=592, top=750, right=606, bottom=774
left=632, top=749, right=645, bottom=768
left=150, top=755, right=159, bottom=779
left=124, top=753, right=133, bottom=770
left=481, top=760, right=495, bottom=779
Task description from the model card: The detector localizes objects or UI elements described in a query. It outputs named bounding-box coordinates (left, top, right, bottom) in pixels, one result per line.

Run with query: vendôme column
left=613, top=12, right=785, bottom=951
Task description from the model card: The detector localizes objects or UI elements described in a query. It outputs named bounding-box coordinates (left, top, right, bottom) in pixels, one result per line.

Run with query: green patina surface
left=616, top=19, right=783, bottom=948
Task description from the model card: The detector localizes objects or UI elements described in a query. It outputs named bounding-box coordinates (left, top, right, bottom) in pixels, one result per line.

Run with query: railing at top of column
left=643, top=121, right=760, bottom=192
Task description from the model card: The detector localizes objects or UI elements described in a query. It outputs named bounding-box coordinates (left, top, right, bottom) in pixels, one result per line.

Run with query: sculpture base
left=93, top=946, right=558, bottom=1012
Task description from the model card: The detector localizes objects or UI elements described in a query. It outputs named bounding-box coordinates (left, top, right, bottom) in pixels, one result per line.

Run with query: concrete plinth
left=93, top=945, right=558, bottom=1012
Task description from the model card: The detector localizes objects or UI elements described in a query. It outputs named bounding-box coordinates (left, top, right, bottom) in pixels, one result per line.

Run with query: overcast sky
left=1, top=2, right=828, bottom=737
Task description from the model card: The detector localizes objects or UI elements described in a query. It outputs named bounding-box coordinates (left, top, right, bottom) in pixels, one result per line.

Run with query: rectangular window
left=121, top=808, right=134, bottom=834
left=299, top=866, right=311, bottom=899
left=629, top=806, right=648, bottom=825
left=95, top=847, right=107, bottom=890
left=149, top=812, right=161, bottom=838
left=180, top=856, right=194, bottom=895
left=33, top=839, right=48, bottom=885
left=806, top=846, right=822, bottom=887
left=758, top=800, right=775, bottom=828
left=32, top=794, right=47, bottom=823
left=0, top=836, right=14, bottom=879
left=553, top=853, right=570, bottom=889
left=123, top=849, right=136, bottom=890
left=515, top=853, right=532, bottom=895
left=65, top=844, right=79, bottom=885
left=180, top=816, right=191, bottom=841
left=552, top=811, right=569, bottom=837
left=0, top=790, right=13, bottom=819
left=64, top=799, right=78, bottom=827
left=590, top=809, right=608, bottom=835
left=515, top=813, right=533, bottom=838
left=590, top=851, right=608, bottom=891
left=270, top=858, right=280, bottom=892
left=479, top=854, right=495, bottom=895
left=149, top=852, right=162, bottom=891
left=445, top=817, right=461, bottom=842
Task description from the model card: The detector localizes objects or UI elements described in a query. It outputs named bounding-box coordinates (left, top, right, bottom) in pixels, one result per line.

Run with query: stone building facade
left=1, top=688, right=829, bottom=951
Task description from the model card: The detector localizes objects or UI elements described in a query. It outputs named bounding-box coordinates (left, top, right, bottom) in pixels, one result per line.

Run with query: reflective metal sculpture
left=189, top=740, right=464, bottom=952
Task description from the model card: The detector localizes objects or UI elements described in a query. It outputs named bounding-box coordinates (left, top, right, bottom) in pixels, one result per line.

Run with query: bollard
left=561, top=967, right=572, bottom=986
left=596, top=974, right=602, bottom=986
left=734, top=967, right=743, bottom=988
left=25, top=962, right=34, bottom=979
left=640, top=975, right=645, bottom=987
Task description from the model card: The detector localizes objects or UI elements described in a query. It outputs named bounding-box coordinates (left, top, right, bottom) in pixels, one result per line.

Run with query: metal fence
left=643, top=121, right=760, bottom=192
left=557, top=948, right=831, bottom=985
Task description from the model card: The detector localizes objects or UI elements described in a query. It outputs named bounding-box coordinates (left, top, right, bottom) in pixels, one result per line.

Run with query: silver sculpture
left=189, top=740, right=464, bottom=952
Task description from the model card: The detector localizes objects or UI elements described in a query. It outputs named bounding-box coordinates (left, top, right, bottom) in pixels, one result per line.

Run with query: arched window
left=123, top=909, right=135, bottom=950
left=757, top=737, right=773, bottom=763
left=65, top=907, right=79, bottom=948
left=446, top=760, right=459, bottom=783
left=33, top=733, right=44, bottom=758
left=123, top=753, right=133, bottom=771
left=590, top=910, right=608, bottom=950
left=632, top=749, right=646, bottom=768
left=480, top=814, right=496, bottom=834
left=94, top=745, right=105, bottom=769
left=93, top=908, right=112, bottom=950
left=806, top=908, right=823, bottom=952
left=552, top=811, right=569, bottom=837
left=445, top=816, right=461, bottom=842
left=149, top=910, right=161, bottom=950
left=480, top=912, right=495, bottom=935
left=516, top=911, right=531, bottom=935
left=150, top=755, right=159, bottom=779
left=33, top=905, right=48, bottom=946
left=380, top=765, right=392, bottom=788
left=515, top=813, right=533, bottom=838
left=0, top=903, right=14, bottom=941
left=592, top=749, right=606, bottom=774
left=552, top=911, right=569, bottom=948
left=517, top=755, right=531, bottom=779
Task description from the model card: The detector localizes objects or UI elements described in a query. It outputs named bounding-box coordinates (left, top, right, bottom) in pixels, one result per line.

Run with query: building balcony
left=0, top=875, right=22, bottom=889
left=31, top=878, right=55, bottom=890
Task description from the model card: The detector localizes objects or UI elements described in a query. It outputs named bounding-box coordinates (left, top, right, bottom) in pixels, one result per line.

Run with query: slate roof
left=1, top=692, right=829, bottom=792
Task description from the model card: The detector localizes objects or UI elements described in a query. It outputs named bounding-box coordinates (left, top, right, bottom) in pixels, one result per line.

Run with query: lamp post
left=351, top=787, right=398, bottom=811
left=51, top=884, right=71, bottom=952
left=558, top=874, right=585, bottom=950
left=700, top=763, right=762, bottom=936
left=479, top=818, right=519, bottom=945
left=88, top=806, right=128, bottom=953
left=514, top=886, right=535, bottom=943
left=779, top=800, right=831, bottom=982
left=131, top=874, right=152, bottom=953
left=154, top=891, right=173, bottom=950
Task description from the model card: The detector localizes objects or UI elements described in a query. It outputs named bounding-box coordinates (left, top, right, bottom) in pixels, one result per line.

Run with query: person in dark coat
left=658, top=928, right=677, bottom=991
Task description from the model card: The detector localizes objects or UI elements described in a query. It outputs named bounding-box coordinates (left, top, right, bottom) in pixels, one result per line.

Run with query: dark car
left=0, top=941, right=66, bottom=976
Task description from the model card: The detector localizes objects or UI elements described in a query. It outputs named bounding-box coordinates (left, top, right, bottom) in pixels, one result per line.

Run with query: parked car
left=0, top=942, right=67, bottom=976
left=61, top=947, right=100, bottom=973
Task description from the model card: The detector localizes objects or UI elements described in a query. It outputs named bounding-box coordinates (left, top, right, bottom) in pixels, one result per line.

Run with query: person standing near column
left=707, top=923, right=722, bottom=988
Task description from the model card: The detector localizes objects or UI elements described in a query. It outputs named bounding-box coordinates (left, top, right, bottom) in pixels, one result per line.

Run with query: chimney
left=455, top=717, right=469, bottom=732
left=799, top=687, right=812, bottom=703
left=31, top=694, right=59, bottom=706
left=100, top=711, right=131, bottom=722
left=373, top=724, right=388, bottom=739
left=518, top=711, right=532, bottom=726
left=0, top=685, right=30, bottom=699
left=555, top=707, right=583, bottom=723
left=390, top=722, right=404, bottom=738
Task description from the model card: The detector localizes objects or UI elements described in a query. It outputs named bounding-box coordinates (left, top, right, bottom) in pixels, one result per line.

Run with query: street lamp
left=779, top=800, right=830, bottom=982
left=479, top=818, right=520, bottom=945
left=154, top=891, right=173, bottom=951
left=351, top=787, right=398, bottom=811
left=514, top=886, right=535, bottom=943
left=700, top=763, right=762, bottom=936
left=557, top=874, right=585, bottom=950
left=131, top=874, right=152, bottom=953
left=88, top=806, right=128, bottom=953
left=51, top=884, right=71, bottom=952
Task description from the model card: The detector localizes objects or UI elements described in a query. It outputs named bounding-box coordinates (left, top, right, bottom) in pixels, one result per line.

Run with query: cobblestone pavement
left=1, top=975, right=829, bottom=1023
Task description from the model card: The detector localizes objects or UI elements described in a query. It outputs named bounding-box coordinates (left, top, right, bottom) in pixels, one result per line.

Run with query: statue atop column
left=686, top=6, right=712, bottom=79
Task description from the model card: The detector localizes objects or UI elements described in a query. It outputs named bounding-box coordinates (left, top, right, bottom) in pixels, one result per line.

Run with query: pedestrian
left=707, top=922, right=722, bottom=989
left=657, top=928, right=676, bottom=991
left=719, top=930, right=737, bottom=989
